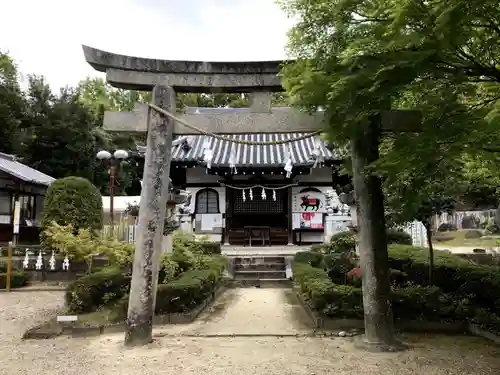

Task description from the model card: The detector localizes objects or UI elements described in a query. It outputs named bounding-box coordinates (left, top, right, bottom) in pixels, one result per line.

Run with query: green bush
left=199, top=241, right=221, bottom=255
left=172, top=230, right=202, bottom=253
left=41, top=176, right=103, bottom=250
left=294, top=250, right=324, bottom=268
left=293, top=261, right=472, bottom=322
left=114, top=259, right=225, bottom=317
left=391, top=286, right=472, bottom=322
left=170, top=248, right=197, bottom=273
left=388, top=244, right=500, bottom=313
left=324, top=252, right=357, bottom=284
left=329, top=231, right=356, bottom=253
left=386, top=229, right=412, bottom=245
left=65, top=267, right=130, bottom=313
left=438, top=223, right=457, bottom=232
left=310, top=244, right=329, bottom=253
left=0, top=271, right=29, bottom=289
left=464, top=230, right=482, bottom=239
left=155, top=264, right=223, bottom=314
left=433, top=234, right=454, bottom=242
left=345, top=267, right=409, bottom=288
left=159, top=254, right=181, bottom=284
left=292, top=261, right=335, bottom=310
left=118, top=253, right=225, bottom=315
left=471, top=308, right=500, bottom=335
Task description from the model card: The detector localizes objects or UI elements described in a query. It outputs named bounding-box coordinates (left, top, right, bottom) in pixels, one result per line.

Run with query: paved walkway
left=1, top=289, right=500, bottom=375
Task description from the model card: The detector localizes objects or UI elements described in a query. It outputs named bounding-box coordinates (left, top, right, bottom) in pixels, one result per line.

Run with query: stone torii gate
left=82, top=45, right=420, bottom=350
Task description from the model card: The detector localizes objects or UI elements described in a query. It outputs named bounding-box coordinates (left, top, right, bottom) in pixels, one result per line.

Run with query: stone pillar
left=124, top=85, right=175, bottom=347
left=249, top=92, right=272, bottom=113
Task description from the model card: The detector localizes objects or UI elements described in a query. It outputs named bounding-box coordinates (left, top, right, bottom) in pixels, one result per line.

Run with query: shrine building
left=137, top=109, right=352, bottom=247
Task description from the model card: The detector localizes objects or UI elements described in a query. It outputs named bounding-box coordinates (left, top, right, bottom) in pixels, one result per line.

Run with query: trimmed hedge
left=293, top=260, right=471, bottom=322
left=388, top=244, right=500, bottom=313
left=386, top=229, right=412, bottom=245
left=65, top=250, right=226, bottom=316
left=155, top=268, right=221, bottom=314
left=294, top=250, right=324, bottom=268
left=65, top=267, right=130, bottom=313
left=0, top=271, right=29, bottom=289
left=119, top=255, right=226, bottom=315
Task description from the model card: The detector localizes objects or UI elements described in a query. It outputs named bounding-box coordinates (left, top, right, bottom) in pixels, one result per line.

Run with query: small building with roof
left=136, top=107, right=352, bottom=247
left=0, top=152, right=55, bottom=245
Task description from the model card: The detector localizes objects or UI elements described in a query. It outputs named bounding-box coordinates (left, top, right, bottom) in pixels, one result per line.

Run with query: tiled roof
left=0, top=152, right=55, bottom=186
left=137, top=133, right=338, bottom=167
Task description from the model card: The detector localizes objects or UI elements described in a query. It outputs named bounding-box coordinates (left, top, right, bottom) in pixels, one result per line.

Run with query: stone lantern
left=162, top=179, right=190, bottom=253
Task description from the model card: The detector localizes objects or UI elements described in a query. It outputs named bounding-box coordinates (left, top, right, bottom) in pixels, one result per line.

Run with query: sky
left=1, top=0, right=295, bottom=90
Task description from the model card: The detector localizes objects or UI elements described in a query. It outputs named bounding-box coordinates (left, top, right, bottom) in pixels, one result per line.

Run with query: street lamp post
left=96, top=149, right=129, bottom=236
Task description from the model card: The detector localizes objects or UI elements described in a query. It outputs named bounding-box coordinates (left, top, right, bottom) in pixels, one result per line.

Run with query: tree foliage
left=43, top=221, right=133, bottom=273
left=0, top=52, right=25, bottom=155
left=40, top=176, right=103, bottom=249
left=279, top=0, right=500, bottom=206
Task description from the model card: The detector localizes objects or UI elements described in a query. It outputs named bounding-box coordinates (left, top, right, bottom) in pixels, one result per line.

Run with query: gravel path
left=186, top=288, right=313, bottom=335
left=1, top=289, right=500, bottom=375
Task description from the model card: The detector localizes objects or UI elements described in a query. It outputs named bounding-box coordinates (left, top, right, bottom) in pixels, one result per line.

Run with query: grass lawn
left=433, top=230, right=500, bottom=248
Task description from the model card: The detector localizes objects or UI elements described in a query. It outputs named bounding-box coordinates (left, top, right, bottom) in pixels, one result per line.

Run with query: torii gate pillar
left=124, top=85, right=174, bottom=346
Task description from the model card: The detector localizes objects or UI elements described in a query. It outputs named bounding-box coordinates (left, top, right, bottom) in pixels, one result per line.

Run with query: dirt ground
left=1, top=288, right=499, bottom=375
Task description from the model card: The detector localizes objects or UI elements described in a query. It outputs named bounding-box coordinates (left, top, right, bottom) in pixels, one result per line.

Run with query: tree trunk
left=351, top=120, right=402, bottom=350
left=424, top=222, right=434, bottom=286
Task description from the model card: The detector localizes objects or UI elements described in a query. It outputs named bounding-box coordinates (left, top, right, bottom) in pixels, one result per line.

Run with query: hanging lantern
left=272, top=190, right=277, bottom=201
left=202, top=137, right=214, bottom=169
left=261, top=187, right=266, bottom=200
left=249, top=188, right=253, bottom=200
left=228, top=142, right=237, bottom=175
left=242, top=189, right=246, bottom=202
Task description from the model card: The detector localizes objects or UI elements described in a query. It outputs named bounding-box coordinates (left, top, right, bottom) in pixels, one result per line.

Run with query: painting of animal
left=300, top=195, right=322, bottom=211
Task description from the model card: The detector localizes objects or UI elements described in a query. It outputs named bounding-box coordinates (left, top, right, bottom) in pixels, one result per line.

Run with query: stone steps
left=234, top=270, right=287, bottom=279
left=229, top=255, right=290, bottom=283
left=233, top=263, right=285, bottom=271
left=229, top=279, right=293, bottom=288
